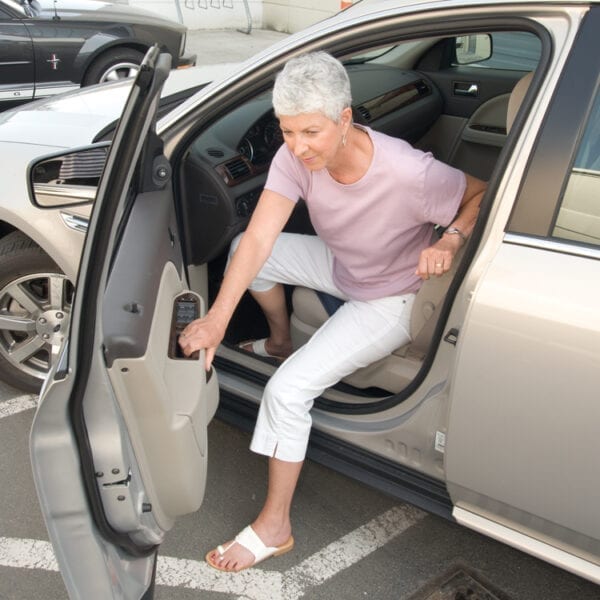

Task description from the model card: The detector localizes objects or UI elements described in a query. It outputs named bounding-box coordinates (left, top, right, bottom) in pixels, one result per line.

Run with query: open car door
left=29, top=47, right=218, bottom=598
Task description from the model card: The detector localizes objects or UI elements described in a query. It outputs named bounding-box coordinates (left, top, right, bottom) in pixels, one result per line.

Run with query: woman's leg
left=241, top=283, right=293, bottom=358
left=211, top=293, right=415, bottom=571
left=251, top=294, right=415, bottom=460
left=208, top=457, right=302, bottom=571
left=230, top=232, right=346, bottom=358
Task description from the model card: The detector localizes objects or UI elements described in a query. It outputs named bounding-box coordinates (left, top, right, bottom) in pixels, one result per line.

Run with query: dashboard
left=237, top=111, right=283, bottom=167
left=179, top=63, right=442, bottom=265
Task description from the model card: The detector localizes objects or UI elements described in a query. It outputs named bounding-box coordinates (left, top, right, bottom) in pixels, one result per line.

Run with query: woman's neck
left=327, top=125, right=374, bottom=184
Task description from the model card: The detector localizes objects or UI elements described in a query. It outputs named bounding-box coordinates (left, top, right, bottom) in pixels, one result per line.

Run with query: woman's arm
left=179, top=189, right=295, bottom=368
left=416, top=173, right=486, bottom=280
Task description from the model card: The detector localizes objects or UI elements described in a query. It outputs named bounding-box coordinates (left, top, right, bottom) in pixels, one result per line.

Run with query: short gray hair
left=272, top=52, right=352, bottom=122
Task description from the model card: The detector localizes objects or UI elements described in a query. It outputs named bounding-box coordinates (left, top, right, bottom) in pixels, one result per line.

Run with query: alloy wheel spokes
left=0, top=273, right=73, bottom=380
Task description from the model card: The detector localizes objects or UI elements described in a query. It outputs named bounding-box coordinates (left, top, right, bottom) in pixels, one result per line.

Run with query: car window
left=552, top=88, right=600, bottom=246
left=454, top=32, right=541, bottom=71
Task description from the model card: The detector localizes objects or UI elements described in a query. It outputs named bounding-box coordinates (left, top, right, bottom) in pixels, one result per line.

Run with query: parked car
left=3, top=0, right=600, bottom=595
left=0, top=0, right=195, bottom=110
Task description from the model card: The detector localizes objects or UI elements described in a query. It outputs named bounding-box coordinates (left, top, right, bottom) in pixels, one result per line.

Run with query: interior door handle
left=454, top=82, right=479, bottom=97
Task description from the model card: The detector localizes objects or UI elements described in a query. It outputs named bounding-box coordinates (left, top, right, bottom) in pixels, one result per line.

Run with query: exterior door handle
left=454, top=82, right=479, bottom=97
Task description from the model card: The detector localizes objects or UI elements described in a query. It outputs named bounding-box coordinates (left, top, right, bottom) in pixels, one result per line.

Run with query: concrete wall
left=262, top=0, right=340, bottom=33
left=125, top=0, right=340, bottom=33
left=128, top=1, right=262, bottom=31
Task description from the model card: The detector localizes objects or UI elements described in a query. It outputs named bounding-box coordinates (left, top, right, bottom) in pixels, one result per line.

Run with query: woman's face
left=278, top=110, right=350, bottom=171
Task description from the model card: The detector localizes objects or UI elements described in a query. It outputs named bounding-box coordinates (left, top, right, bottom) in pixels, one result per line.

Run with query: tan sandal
left=205, top=525, right=294, bottom=572
left=237, top=339, right=288, bottom=361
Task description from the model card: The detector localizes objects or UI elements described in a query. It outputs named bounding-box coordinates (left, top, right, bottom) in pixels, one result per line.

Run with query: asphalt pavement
left=185, top=28, right=290, bottom=66
left=2, top=377, right=600, bottom=599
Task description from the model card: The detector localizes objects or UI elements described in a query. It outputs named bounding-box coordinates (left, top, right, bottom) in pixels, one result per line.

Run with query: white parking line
left=283, top=504, right=424, bottom=599
left=0, top=394, right=37, bottom=419
left=0, top=537, right=58, bottom=571
left=0, top=505, right=424, bottom=599
left=1, top=393, right=424, bottom=597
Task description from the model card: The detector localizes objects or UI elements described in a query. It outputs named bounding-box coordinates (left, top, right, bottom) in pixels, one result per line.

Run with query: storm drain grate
left=408, top=564, right=514, bottom=600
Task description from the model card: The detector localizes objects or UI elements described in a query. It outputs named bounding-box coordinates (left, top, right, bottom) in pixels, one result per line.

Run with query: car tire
left=83, top=47, right=145, bottom=86
left=0, top=232, right=73, bottom=393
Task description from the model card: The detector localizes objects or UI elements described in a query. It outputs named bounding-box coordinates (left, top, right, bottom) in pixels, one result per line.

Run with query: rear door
left=30, top=46, right=218, bottom=598
left=445, top=7, right=600, bottom=583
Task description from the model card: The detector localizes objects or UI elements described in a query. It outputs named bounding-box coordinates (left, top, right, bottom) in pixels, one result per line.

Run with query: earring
left=342, top=132, right=347, bottom=147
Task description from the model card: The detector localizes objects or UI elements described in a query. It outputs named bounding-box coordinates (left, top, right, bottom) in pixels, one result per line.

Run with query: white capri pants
left=231, top=233, right=415, bottom=462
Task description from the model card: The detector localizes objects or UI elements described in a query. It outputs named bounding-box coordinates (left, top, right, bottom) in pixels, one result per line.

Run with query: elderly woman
left=179, top=51, right=486, bottom=572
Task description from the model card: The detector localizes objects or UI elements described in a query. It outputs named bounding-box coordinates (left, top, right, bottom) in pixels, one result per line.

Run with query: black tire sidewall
left=83, top=47, right=145, bottom=86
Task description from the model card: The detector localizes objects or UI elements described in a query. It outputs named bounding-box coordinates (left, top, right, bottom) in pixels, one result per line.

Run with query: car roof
left=351, top=0, right=598, bottom=7
left=343, top=0, right=599, bottom=20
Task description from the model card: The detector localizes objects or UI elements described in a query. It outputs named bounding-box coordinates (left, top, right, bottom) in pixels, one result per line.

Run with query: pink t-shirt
left=265, top=127, right=466, bottom=301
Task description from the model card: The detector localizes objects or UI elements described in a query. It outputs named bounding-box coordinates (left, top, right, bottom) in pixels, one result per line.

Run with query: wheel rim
left=99, top=61, right=140, bottom=83
left=0, top=272, right=73, bottom=383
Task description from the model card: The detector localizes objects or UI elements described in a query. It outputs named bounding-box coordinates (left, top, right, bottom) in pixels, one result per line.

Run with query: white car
left=0, top=63, right=234, bottom=390
left=2, top=0, right=600, bottom=596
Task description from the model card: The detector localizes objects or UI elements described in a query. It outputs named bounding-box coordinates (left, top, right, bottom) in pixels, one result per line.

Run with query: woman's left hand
left=415, top=235, right=462, bottom=280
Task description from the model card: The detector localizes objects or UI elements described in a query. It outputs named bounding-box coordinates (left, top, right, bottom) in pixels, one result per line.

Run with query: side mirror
left=455, top=34, right=492, bottom=65
left=30, top=146, right=108, bottom=208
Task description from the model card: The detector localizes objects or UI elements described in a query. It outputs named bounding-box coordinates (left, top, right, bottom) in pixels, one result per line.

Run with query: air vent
left=355, top=105, right=372, bottom=122
left=207, top=147, right=225, bottom=158
left=224, top=158, right=251, bottom=181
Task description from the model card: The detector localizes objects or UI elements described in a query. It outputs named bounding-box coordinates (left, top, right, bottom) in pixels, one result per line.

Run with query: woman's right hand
left=179, top=312, right=226, bottom=370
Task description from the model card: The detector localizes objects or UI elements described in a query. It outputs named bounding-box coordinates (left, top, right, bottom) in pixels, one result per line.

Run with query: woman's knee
left=263, top=367, right=310, bottom=416
left=263, top=371, right=287, bottom=408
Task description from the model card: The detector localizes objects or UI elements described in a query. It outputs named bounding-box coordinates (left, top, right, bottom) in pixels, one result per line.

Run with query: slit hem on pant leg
left=250, top=430, right=308, bottom=462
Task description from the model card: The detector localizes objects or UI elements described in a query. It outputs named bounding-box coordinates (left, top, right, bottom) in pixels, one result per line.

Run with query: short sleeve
left=421, top=156, right=467, bottom=226
left=264, top=145, right=309, bottom=203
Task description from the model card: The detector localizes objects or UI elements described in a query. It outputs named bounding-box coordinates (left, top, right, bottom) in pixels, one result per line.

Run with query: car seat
left=289, top=242, right=465, bottom=393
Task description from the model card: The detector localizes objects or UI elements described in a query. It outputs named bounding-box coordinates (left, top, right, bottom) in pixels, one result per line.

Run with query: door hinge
left=100, top=470, right=131, bottom=488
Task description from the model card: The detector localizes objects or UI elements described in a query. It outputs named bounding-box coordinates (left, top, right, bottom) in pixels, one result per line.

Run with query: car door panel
left=427, top=67, right=524, bottom=119
left=31, top=48, right=217, bottom=598
left=446, top=243, right=600, bottom=551
left=106, top=262, right=215, bottom=530
left=101, top=187, right=186, bottom=364
left=447, top=92, right=511, bottom=179
left=99, top=185, right=217, bottom=524
left=446, top=242, right=600, bottom=586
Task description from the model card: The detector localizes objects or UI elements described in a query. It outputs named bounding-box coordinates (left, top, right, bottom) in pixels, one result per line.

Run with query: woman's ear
left=341, top=106, right=353, bottom=126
